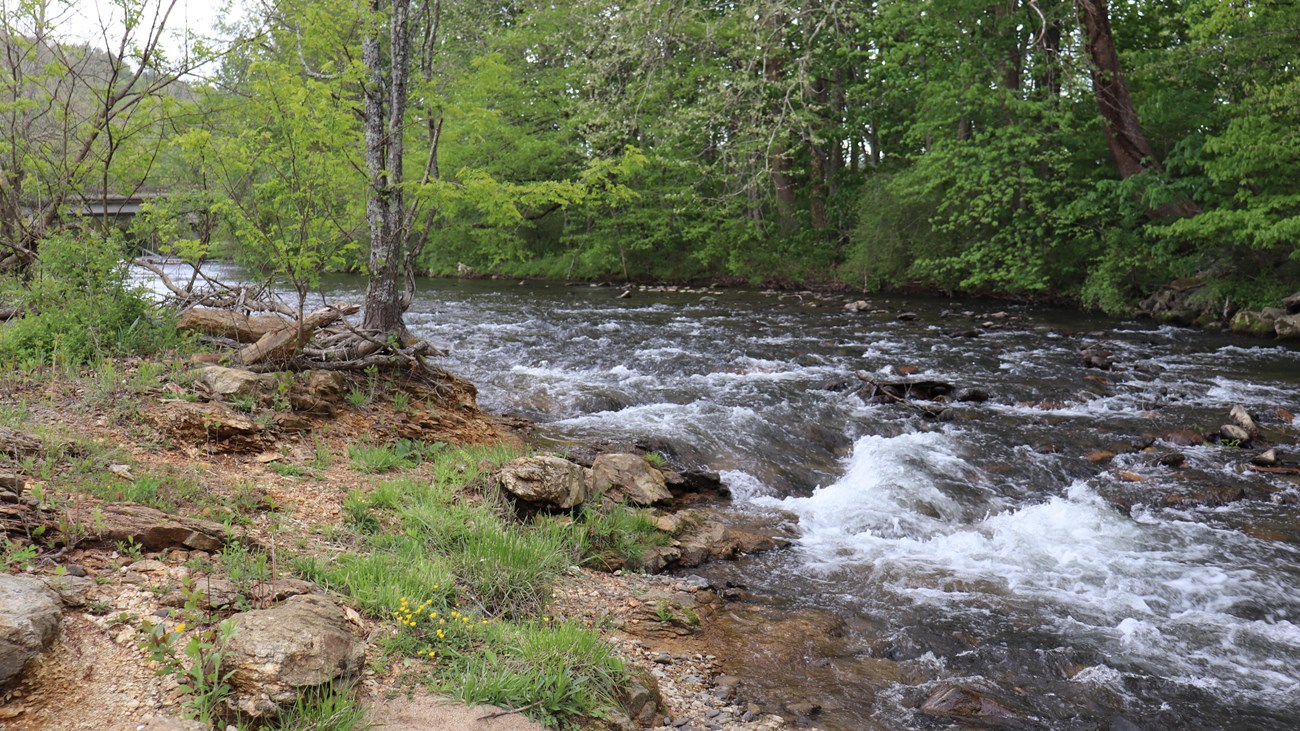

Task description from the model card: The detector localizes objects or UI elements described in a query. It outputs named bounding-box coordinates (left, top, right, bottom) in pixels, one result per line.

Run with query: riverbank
left=0, top=353, right=794, bottom=731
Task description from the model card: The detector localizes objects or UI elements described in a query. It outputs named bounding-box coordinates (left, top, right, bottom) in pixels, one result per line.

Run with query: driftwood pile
left=140, top=260, right=442, bottom=373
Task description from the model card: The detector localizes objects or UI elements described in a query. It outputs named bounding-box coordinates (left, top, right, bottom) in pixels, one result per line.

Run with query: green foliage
left=579, top=502, right=669, bottom=567
left=348, top=439, right=446, bottom=474
left=0, top=233, right=178, bottom=365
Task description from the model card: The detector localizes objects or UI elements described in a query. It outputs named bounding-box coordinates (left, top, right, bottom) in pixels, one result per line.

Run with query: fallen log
left=237, top=302, right=360, bottom=365
left=177, top=307, right=291, bottom=343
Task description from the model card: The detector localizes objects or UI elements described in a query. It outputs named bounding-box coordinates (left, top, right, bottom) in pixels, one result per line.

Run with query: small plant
left=654, top=600, right=674, bottom=623
left=267, top=461, right=307, bottom=477
left=392, top=390, right=412, bottom=413
left=643, top=451, right=668, bottom=468
left=312, top=433, right=333, bottom=469
left=344, top=387, right=369, bottom=408
left=230, top=395, right=256, bottom=413
left=115, top=536, right=144, bottom=560
left=348, top=439, right=444, bottom=474
left=142, top=618, right=238, bottom=725
left=1, top=539, right=38, bottom=570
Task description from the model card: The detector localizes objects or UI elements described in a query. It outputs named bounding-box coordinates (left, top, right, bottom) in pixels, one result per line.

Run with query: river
left=167, top=270, right=1300, bottom=729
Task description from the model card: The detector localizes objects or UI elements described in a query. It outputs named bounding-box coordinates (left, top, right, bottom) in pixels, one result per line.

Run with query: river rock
left=1219, top=424, right=1251, bottom=444
left=226, top=595, right=365, bottom=716
left=589, top=454, right=673, bottom=506
left=1162, top=430, right=1205, bottom=447
left=1251, top=449, right=1277, bottom=467
left=201, top=366, right=279, bottom=400
left=955, top=387, right=990, bottom=403
left=1275, top=313, right=1300, bottom=340
left=498, top=456, right=590, bottom=509
left=622, top=666, right=664, bottom=726
left=920, top=685, right=1026, bottom=725
left=1229, top=309, right=1279, bottom=338
left=856, top=379, right=955, bottom=404
left=0, top=574, right=63, bottom=687
left=1281, top=291, right=1300, bottom=314
left=1229, top=405, right=1258, bottom=434
left=77, top=503, right=233, bottom=551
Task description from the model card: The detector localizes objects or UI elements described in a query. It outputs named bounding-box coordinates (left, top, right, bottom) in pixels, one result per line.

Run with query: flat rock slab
left=590, top=453, right=673, bottom=506
left=365, top=693, right=546, bottom=731
left=76, top=503, right=233, bottom=552
left=0, top=574, right=63, bottom=686
left=146, top=400, right=265, bottom=452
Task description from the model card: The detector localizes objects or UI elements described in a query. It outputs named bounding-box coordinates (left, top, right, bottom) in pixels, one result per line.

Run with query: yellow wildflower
left=173, top=623, right=187, bottom=634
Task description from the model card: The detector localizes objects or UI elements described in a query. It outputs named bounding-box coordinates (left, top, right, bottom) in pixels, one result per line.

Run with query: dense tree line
left=7, top=0, right=1300, bottom=315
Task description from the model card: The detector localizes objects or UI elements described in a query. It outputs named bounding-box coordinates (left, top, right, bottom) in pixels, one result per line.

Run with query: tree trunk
left=361, top=0, right=414, bottom=336
left=1074, top=0, right=1158, bottom=179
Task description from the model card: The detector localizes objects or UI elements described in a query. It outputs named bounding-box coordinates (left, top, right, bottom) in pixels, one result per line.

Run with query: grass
left=348, top=439, right=445, bottom=474
left=295, top=443, right=637, bottom=727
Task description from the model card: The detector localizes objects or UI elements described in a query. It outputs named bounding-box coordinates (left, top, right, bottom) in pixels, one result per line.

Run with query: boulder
left=0, top=425, right=43, bottom=459
left=226, top=595, right=365, bottom=716
left=589, top=454, right=673, bottom=506
left=1229, top=405, right=1258, bottom=434
left=498, top=456, right=590, bottom=509
left=0, top=471, right=24, bottom=502
left=177, top=308, right=289, bottom=343
left=1219, top=424, right=1251, bottom=444
left=1282, top=291, right=1300, bottom=315
left=77, top=503, right=232, bottom=551
left=201, top=366, right=280, bottom=400
left=0, top=574, right=63, bottom=687
left=1276, top=314, right=1300, bottom=341
left=1229, top=309, right=1282, bottom=338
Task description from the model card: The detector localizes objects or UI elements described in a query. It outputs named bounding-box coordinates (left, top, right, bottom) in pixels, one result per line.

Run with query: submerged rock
left=1276, top=313, right=1300, bottom=340
left=920, top=685, right=1028, bottom=726
left=1229, top=309, right=1280, bottom=338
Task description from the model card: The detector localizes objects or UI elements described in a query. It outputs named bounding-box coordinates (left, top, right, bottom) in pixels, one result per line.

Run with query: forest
left=2, top=0, right=1298, bottom=314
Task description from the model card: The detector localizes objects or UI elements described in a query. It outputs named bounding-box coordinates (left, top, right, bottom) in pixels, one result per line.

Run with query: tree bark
left=1075, top=0, right=1158, bottom=179
left=361, top=0, right=415, bottom=336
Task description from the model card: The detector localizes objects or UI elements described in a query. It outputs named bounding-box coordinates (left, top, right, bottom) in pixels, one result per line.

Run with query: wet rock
left=1162, top=430, right=1205, bottom=447
left=1085, top=451, right=1116, bottom=464
left=1252, top=449, right=1277, bottom=467
left=919, top=685, right=1026, bottom=726
left=226, top=595, right=365, bottom=716
left=661, top=468, right=727, bottom=497
left=1219, top=424, right=1251, bottom=444
left=955, top=388, right=990, bottom=403
left=856, top=379, right=955, bottom=404
left=76, top=503, right=233, bottom=551
left=844, top=300, right=869, bottom=312
left=1153, top=451, right=1186, bottom=468
left=498, top=456, right=590, bottom=509
left=0, top=574, right=62, bottom=687
left=673, top=509, right=793, bottom=567
left=896, top=312, right=917, bottom=321
left=786, top=701, right=821, bottom=717
left=1229, top=309, right=1280, bottom=338
left=1110, top=716, right=1146, bottom=731
left=590, top=454, right=673, bottom=506
left=1229, top=405, right=1258, bottom=435
left=1275, top=313, right=1300, bottom=340
left=1080, top=344, right=1115, bottom=371
left=200, top=366, right=279, bottom=400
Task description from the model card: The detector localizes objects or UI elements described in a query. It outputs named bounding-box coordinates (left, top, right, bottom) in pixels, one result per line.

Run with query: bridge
left=68, top=191, right=164, bottom=219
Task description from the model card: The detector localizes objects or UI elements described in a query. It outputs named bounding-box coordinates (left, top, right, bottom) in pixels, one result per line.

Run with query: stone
left=498, top=456, right=590, bottom=509
left=1282, top=291, right=1300, bottom=314
left=136, top=717, right=208, bottom=731
left=160, top=577, right=316, bottom=610
left=1275, top=313, right=1300, bottom=341
left=920, top=685, right=1025, bottom=724
left=1220, top=424, right=1251, bottom=444
left=176, top=308, right=289, bottom=343
left=1154, top=451, right=1186, bottom=468
left=78, top=503, right=233, bottom=551
left=1229, top=405, right=1258, bottom=434
left=0, top=425, right=43, bottom=459
left=0, top=471, right=23, bottom=502
left=43, top=574, right=94, bottom=607
left=1085, top=451, right=1116, bottom=464
left=0, top=574, right=62, bottom=687
left=1229, top=309, right=1280, bottom=338
left=1252, top=449, right=1277, bottom=467
left=200, top=366, right=280, bottom=400
left=954, top=388, right=990, bottom=403
left=589, top=454, right=673, bottom=506
left=147, top=401, right=265, bottom=452
left=1162, top=430, right=1205, bottom=447
left=623, top=666, right=663, bottom=726
left=226, top=595, right=365, bottom=716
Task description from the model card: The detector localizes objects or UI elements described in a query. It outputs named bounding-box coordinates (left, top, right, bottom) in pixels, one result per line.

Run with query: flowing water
left=160, top=269, right=1300, bottom=729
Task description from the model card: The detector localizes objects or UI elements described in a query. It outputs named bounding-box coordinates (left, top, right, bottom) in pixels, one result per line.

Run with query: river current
left=166, top=270, right=1300, bottom=729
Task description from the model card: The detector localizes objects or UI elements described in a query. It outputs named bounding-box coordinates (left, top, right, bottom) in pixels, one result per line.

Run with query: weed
left=267, top=462, right=307, bottom=477
left=244, top=682, right=369, bottom=731
left=344, top=387, right=369, bottom=408
left=0, top=539, right=38, bottom=570
left=230, top=395, right=256, bottom=414
left=348, top=439, right=444, bottom=474
left=392, top=390, right=412, bottom=413
left=580, top=502, right=669, bottom=566
left=643, top=451, right=668, bottom=468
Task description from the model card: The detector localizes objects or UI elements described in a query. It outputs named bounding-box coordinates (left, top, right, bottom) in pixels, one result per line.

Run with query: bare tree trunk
left=1075, top=0, right=1158, bottom=179
left=361, top=0, right=414, bottom=335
